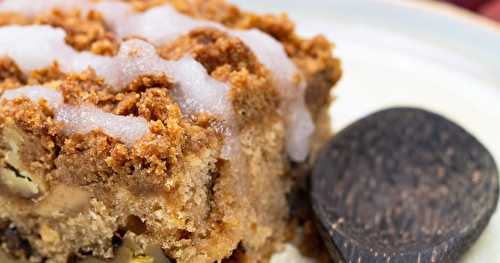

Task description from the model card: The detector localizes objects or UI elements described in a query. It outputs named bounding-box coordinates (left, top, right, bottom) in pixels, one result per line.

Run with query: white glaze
left=114, top=39, right=231, bottom=117
left=0, top=0, right=87, bottom=17
left=1, top=86, right=63, bottom=109
left=92, top=1, right=314, bottom=161
left=0, top=26, right=230, bottom=117
left=56, top=104, right=149, bottom=146
left=0, top=0, right=314, bottom=161
left=1, top=86, right=149, bottom=145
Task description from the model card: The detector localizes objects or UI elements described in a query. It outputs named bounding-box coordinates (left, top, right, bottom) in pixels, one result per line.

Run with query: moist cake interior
left=0, top=1, right=341, bottom=262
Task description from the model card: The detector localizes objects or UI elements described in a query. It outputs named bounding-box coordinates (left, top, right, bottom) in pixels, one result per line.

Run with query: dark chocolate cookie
left=311, top=107, right=499, bottom=263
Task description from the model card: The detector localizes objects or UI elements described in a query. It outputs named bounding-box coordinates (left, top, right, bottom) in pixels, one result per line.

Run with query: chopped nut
left=0, top=168, right=39, bottom=198
left=79, top=242, right=171, bottom=263
left=39, top=225, right=60, bottom=245
left=130, top=256, right=153, bottom=263
left=0, top=127, right=42, bottom=198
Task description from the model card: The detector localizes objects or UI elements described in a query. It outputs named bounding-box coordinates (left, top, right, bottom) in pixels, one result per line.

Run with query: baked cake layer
left=0, top=1, right=341, bottom=262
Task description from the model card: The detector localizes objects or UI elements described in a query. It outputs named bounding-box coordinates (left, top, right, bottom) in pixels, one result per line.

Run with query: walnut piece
left=0, top=127, right=41, bottom=198
left=80, top=242, right=170, bottom=263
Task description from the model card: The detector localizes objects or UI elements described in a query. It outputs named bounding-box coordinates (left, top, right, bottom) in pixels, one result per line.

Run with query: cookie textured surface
left=0, top=0, right=341, bottom=262
left=312, top=108, right=499, bottom=263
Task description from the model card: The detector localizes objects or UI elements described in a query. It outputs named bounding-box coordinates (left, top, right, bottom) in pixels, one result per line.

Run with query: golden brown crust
left=34, top=10, right=119, bottom=56
left=0, top=1, right=341, bottom=262
left=0, top=12, right=29, bottom=27
left=0, top=58, right=25, bottom=91
left=157, top=28, right=280, bottom=127
left=0, top=58, right=24, bottom=84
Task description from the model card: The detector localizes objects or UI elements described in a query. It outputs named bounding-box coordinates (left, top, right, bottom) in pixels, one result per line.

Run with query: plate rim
left=380, top=0, right=500, bottom=35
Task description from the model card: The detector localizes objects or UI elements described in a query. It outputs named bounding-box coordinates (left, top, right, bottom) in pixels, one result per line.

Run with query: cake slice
left=0, top=1, right=341, bottom=262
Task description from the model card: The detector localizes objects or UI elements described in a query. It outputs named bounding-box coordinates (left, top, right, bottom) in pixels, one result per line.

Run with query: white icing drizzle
left=91, top=2, right=314, bottom=160
left=0, top=0, right=314, bottom=161
left=114, top=39, right=231, bottom=117
left=93, top=2, right=214, bottom=46
left=1, top=86, right=149, bottom=145
left=0, top=26, right=230, bottom=117
left=0, top=25, right=110, bottom=74
left=0, top=25, right=78, bottom=73
left=1, top=85, right=63, bottom=109
left=0, top=25, right=235, bottom=157
left=0, top=0, right=88, bottom=17
left=56, top=104, right=149, bottom=146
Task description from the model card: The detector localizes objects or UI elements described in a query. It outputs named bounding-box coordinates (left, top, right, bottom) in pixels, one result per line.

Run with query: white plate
left=230, top=0, right=500, bottom=262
